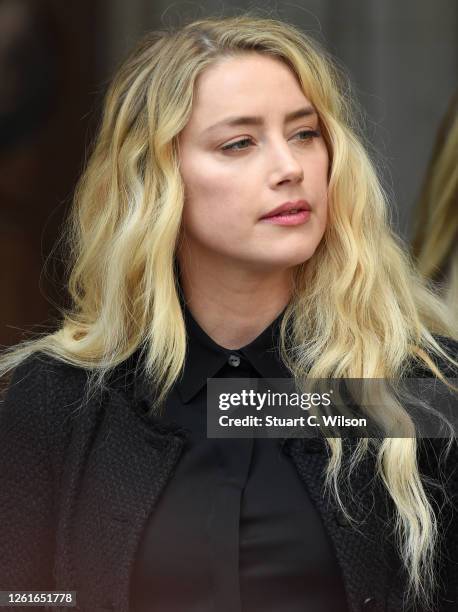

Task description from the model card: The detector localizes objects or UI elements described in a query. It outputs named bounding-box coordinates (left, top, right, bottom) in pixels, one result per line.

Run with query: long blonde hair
left=1, top=13, right=457, bottom=610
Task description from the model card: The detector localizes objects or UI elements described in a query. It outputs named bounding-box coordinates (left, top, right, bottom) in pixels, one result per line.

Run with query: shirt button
left=228, top=354, right=241, bottom=367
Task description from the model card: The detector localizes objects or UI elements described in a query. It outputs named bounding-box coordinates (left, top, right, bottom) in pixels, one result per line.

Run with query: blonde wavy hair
left=1, top=12, right=458, bottom=611
left=411, top=92, right=458, bottom=321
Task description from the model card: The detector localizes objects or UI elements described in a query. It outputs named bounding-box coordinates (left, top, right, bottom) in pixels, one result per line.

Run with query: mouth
left=260, top=200, right=311, bottom=220
left=259, top=209, right=311, bottom=226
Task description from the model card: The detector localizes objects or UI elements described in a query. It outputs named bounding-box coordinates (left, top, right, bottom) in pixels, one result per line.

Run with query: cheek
left=182, top=166, right=217, bottom=208
left=181, top=177, right=234, bottom=245
left=181, top=160, right=250, bottom=229
left=319, top=191, right=328, bottom=231
left=308, top=164, right=329, bottom=235
left=312, top=149, right=329, bottom=211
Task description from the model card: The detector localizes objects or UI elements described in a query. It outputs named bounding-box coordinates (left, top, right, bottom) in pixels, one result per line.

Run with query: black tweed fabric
left=0, top=338, right=457, bottom=612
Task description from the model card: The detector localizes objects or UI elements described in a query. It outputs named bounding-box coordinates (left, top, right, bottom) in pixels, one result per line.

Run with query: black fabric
left=0, top=327, right=457, bottom=612
left=130, top=301, right=349, bottom=612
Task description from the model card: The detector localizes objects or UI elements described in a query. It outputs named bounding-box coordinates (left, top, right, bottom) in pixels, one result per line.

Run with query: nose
left=268, top=140, right=304, bottom=186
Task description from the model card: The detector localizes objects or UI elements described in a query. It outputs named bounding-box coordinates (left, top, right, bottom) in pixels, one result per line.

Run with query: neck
left=176, top=253, right=293, bottom=350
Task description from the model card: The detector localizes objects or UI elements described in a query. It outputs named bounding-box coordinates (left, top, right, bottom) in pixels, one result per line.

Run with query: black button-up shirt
left=130, top=299, right=349, bottom=612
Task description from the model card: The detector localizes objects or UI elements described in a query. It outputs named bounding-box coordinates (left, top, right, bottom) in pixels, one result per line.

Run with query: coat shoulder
left=0, top=352, right=98, bottom=460
left=4, top=350, right=89, bottom=390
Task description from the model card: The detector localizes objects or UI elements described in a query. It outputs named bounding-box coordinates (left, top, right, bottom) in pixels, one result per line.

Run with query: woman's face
left=177, top=53, right=329, bottom=274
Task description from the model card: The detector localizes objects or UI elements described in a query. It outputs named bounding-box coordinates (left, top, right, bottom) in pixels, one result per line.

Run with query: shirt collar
left=176, top=291, right=291, bottom=404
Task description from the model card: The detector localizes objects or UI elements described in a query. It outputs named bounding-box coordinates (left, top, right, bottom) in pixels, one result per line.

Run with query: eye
left=294, top=129, right=321, bottom=142
left=220, top=130, right=321, bottom=152
left=221, top=137, right=252, bottom=152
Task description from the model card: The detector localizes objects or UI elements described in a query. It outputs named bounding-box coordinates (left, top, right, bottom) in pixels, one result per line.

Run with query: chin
left=271, top=247, right=317, bottom=267
left=245, top=253, right=314, bottom=273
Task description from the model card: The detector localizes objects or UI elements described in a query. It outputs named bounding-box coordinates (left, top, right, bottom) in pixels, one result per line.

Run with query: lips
left=261, top=200, right=311, bottom=219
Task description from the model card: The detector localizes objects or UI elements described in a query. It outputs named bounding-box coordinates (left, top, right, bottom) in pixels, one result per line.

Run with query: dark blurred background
left=1, top=0, right=457, bottom=346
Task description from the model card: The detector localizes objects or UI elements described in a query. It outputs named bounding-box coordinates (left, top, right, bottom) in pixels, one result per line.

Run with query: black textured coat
left=0, top=346, right=457, bottom=612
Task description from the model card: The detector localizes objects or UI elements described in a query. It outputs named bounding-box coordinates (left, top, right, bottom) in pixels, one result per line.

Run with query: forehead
left=184, top=53, right=312, bottom=131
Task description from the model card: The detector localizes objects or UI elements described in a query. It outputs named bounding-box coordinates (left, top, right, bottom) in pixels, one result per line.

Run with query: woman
left=1, top=13, right=457, bottom=612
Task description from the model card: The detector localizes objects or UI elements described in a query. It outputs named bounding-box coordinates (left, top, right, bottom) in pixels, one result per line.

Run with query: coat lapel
left=285, top=437, right=397, bottom=612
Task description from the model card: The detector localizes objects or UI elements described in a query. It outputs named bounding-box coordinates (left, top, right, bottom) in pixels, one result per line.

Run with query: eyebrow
left=202, top=105, right=318, bottom=134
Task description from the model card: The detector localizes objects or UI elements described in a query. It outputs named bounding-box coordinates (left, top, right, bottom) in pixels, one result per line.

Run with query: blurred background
left=1, top=0, right=457, bottom=346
